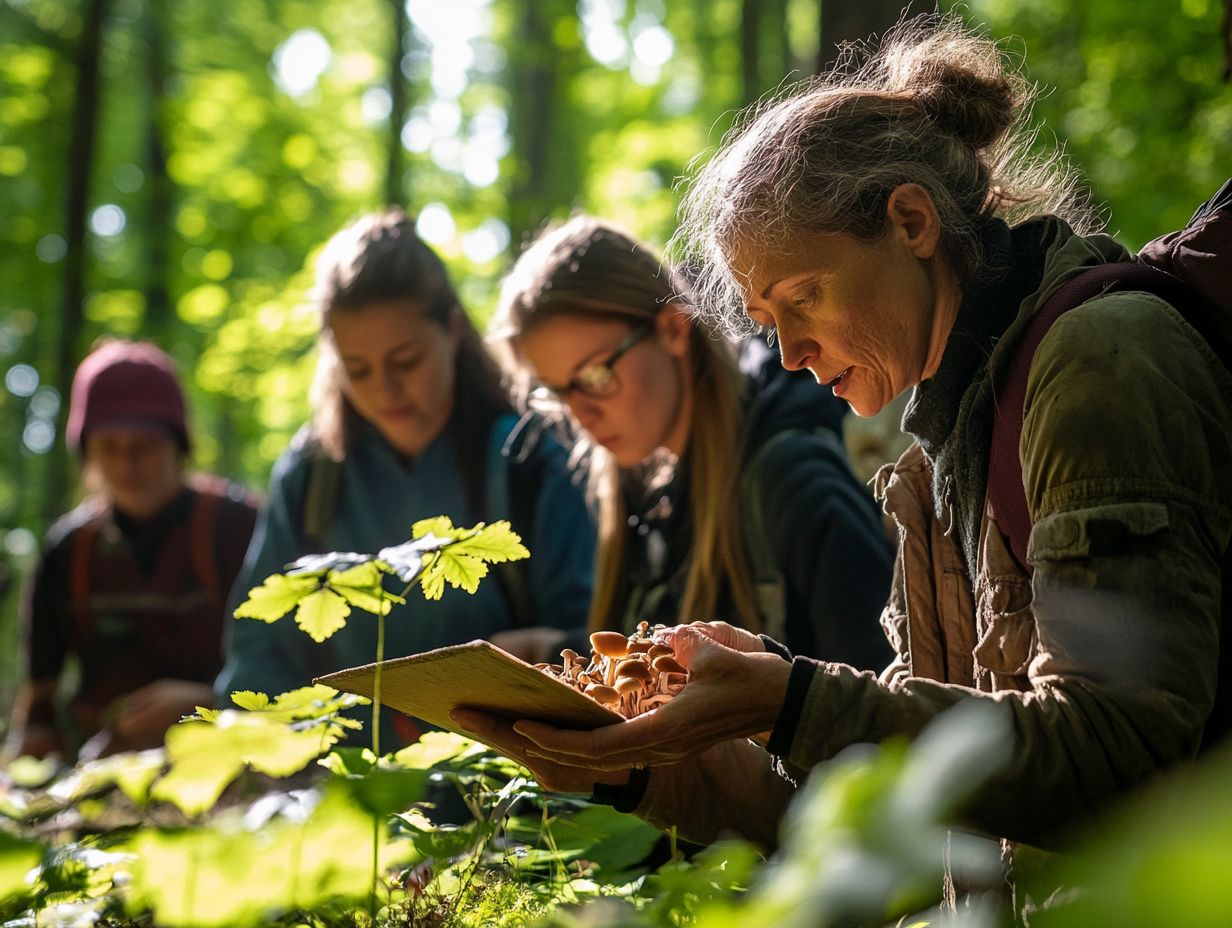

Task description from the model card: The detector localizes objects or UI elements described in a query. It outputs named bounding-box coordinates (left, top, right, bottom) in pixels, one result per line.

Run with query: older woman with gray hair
left=452, top=12, right=1232, bottom=874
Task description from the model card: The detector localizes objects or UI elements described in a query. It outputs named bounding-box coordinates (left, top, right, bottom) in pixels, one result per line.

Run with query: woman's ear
left=886, top=183, right=942, bottom=260
left=656, top=302, right=693, bottom=357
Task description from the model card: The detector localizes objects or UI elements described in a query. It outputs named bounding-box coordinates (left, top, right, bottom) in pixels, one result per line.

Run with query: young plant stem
left=370, top=589, right=387, bottom=924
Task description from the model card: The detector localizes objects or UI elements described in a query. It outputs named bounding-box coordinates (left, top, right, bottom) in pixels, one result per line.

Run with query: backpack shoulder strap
left=988, top=263, right=1199, bottom=572
left=302, top=452, right=343, bottom=549
left=68, top=520, right=99, bottom=611
left=188, top=487, right=223, bottom=611
left=486, top=414, right=534, bottom=628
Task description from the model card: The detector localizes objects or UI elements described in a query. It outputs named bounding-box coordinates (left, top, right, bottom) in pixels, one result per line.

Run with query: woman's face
left=732, top=184, right=956, bottom=417
left=85, top=428, right=184, bottom=519
left=329, top=299, right=460, bottom=458
left=518, top=311, right=691, bottom=467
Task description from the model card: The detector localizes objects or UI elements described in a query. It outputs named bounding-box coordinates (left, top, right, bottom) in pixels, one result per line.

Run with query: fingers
left=512, top=706, right=683, bottom=766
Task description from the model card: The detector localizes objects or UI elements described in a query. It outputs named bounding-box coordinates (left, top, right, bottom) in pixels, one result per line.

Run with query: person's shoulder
left=42, top=497, right=108, bottom=554
left=1042, top=288, right=1219, bottom=383
left=502, top=413, right=579, bottom=474
left=188, top=474, right=261, bottom=516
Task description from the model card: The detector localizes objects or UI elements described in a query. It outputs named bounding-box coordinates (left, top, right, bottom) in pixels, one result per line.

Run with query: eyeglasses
left=531, top=319, right=655, bottom=406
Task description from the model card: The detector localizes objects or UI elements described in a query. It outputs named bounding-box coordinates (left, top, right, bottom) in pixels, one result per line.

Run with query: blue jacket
left=215, top=413, right=595, bottom=746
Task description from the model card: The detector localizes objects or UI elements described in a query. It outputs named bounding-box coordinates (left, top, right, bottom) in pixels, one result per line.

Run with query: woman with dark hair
left=487, top=215, right=893, bottom=669
left=216, top=209, right=595, bottom=748
left=453, top=13, right=1231, bottom=883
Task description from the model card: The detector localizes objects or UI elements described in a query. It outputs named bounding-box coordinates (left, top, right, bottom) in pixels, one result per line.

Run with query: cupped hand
left=449, top=708, right=630, bottom=794
left=656, top=620, right=767, bottom=657
left=512, top=625, right=792, bottom=771
left=110, top=679, right=214, bottom=742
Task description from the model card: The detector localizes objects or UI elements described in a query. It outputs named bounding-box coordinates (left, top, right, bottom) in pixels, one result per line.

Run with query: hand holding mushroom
left=512, top=622, right=792, bottom=772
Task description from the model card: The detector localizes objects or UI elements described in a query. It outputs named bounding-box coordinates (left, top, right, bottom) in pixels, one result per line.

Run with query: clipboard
left=316, top=639, right=623, bottom=733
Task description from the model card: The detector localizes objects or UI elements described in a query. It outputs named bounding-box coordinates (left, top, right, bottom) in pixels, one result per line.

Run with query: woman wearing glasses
left=216, top=208, right=595, bottom=748
left=487, top=215, right=893, bottom=668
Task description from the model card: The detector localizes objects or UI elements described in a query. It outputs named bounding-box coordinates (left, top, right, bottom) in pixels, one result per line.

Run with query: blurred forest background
left=0, top=0, right=1228, bottom=713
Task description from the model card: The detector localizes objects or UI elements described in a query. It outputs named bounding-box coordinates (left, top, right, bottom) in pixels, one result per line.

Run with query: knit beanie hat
left=66, top=340, right=190, bottom=455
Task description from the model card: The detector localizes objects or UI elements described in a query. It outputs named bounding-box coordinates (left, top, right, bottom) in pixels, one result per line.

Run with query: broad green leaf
left=47, top=749, right=165, bottom=806
left=328, top=561, right=403, bottom=616
left=412, top=516, right=459, bottom=539
left=153, top=714, right=339, bottom=816
left=318, top=746, right=376, bottom=777
left=454, top=521, right=530, bottom=564
left=437, top=549, right=489, bottom=594
left=419, top=554, right=447, bottom=600
left=0, top=830, right=42, bottom=903
left=229, top=691, right=270, bottom=711
left=293, top=587, right=349, bottom=642
left=233, top=573, right=320, bottom=623
left=333, top=766, right=428, bottom=817
left=122, top=784, right=415, bottom=926
left=391, top=732, right=481, bottom=770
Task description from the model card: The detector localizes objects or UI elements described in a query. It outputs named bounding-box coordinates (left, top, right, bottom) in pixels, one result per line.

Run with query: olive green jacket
left=633, top=223, right=1232, bottom=851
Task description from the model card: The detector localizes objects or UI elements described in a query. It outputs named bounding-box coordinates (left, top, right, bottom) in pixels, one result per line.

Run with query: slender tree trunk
left=817, top=0, right=910, bottom=73
left=506, top=0, right=577, bottom=249
left=45, top=0, right=108, bottom=524
left=741, top=0, right=764, bottom=106
left=385, top=0, right=410, bottom=207
left=143, top=0, right=172, bottom=340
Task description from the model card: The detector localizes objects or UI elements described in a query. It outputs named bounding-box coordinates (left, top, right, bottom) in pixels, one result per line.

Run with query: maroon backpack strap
left=68, top=519, right=100, bottom=644
left=987, top=263, right=1199, bottom=572
left=188, top=488, right=223, bottom=612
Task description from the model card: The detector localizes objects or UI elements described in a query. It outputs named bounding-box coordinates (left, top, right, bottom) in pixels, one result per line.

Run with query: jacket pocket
left=973, top=574, right=1035, bottom=688
left=1028, top=502, right=1170, bottom=563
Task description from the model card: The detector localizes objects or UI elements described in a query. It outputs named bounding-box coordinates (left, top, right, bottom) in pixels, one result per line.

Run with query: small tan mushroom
left=615, top=659, right=655, bottom=684
left=626, top=638, right=653, bottom=654
left=651, top=654, right=686, bottom=676
left=590, top=631, right=630, bottom=658
left=584, top=683, right=621, bottom=707
left=646, top=644, right=673, bottom=659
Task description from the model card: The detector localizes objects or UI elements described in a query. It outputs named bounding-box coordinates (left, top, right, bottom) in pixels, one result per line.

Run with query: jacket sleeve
left=768, top=293, right=1232, bottom=848
left=214, top=449, right=316, bottom=703
left=634, top=738, right=798, bottom=851
left=755, top=429, right=896, bottom=671
left=519, top=432, right=596, bottom=633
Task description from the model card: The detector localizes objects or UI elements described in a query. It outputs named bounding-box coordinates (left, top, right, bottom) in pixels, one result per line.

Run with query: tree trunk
left=817, top=0, right=910, bottom=73
left=505, top=0, right=578, bottom=250
left=741, top=0, right=764, bottom=106
left=142, top=0, right=172, bottom=340
left=385, top=0, right=410, bottom=207
left=45, top=0, right=108, bottom=524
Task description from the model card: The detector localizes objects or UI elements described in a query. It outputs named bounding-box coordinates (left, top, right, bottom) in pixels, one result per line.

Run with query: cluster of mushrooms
left=535, top=621, right=688, bottom=719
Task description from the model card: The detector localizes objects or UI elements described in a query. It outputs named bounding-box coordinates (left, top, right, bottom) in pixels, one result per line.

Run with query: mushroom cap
left=590, top=631, right=630, bottom=658
left=584, top=683, right=621, bottom=706
left=614, top=676, right=645, bottom=696
left=647, top=644, right=674, bottom=660
left=626, top=638, right=653, bottom=654
left=615, top=659, right=655, bottom=683
left=651, top=655, right=686, bottom=676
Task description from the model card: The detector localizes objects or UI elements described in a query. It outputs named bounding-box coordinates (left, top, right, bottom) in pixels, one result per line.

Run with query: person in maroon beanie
left=4, top=339, right=258, bottom=763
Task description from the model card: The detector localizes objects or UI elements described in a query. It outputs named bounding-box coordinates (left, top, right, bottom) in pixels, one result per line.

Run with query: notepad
left=316, top=639, right=622, bottom=734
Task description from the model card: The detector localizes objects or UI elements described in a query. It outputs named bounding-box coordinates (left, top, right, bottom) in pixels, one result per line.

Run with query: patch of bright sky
left=581, top=0, right=630, bottom=67
left=90, top=204, right=125, bottom=237
left=416, top=202, right=457, bottom=246
left=362, top=86, right=393, bottom=124
left=272, top=29, right=331, bottom=97
left=462, top=218, right=511, bottom=265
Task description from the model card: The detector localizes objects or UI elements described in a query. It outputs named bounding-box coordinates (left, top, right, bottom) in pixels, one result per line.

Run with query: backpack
left=989, top=178, right=1232, bottom=572
left=300, top=414, right=534, bottom=626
